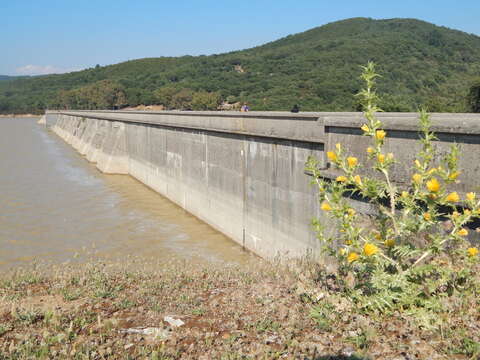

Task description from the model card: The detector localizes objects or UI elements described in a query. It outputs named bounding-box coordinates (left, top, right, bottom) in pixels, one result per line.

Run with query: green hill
left=2, top=17, right=480, bottom=114
left=0, top=75, right=27, bottom=81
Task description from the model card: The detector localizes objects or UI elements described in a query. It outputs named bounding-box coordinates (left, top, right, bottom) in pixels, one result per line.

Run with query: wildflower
left=384, top=239, right=395, bottom=247
left=366, top=147, right=374, bottom=154
left=361, top=124, right=370, bottom=132
left=354, top=175, right=362, bottom=185
left=423, top=212, right=431, bottom=221
left=401, top=191, right=409, bottom=198
left=335, top=143, right=341, bottom=151
left=377, top=154, right=385, bottom=163
left=412, top=173, right=422, bottom=184
left=336, top=175, right=347, bottom=182
left=465, top=209, right=472, bottom=216
left=375, top=129, right=386, bottom=141
left=339, top=248, right=347, bottom=256
left=414, top=159, right=421, bottom=168
left=452, top=211, right=460, bottom=219
left=387, top=153, right=394, bottom=160
left=467, top=192, right=476, bottom=201
left=347, top=252, right=359, bottom=263
left=445, top=192, right=460, bottom=203
left=457, top=228, right=468, bottom=237
left=347, top=208, right=356, bottom=216
left=321, top=201, right=332, bottom=211
left=327, top=151, right=337, bottom=162
left=374, top=233, right=382, bottom=240
left=449, top=171, right=460, bottom=180
left=426, top=178, right=440, bottom=193
left=364, top=243, right=378, bottom=256
left=467, top=247, right=479, bottom=257
left=347, top=157, right=358, bottom=168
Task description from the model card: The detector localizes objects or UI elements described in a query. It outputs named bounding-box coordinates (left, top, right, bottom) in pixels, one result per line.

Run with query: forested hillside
left=2, top=17, right=480, bottom=114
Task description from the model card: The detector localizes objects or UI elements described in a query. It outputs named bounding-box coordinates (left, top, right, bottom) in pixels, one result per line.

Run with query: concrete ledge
left=323, top=112, right=480, bottom=134
left=53, top=110, right=325, bottom=143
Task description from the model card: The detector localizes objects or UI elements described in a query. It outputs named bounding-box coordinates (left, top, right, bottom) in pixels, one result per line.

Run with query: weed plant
left=306, top=62, right=480, bottom=315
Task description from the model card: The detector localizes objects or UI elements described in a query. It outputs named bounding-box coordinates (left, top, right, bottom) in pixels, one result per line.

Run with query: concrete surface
left=47, top=110, right=480, bottom=259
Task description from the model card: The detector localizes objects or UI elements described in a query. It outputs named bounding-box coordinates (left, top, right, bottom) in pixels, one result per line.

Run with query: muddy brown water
left=0, top=118, right=255, bottom=270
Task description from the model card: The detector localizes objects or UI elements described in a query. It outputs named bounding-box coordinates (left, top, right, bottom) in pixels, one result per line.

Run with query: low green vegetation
left=0, top=258, right=479, bottom=359
left=1, top=17, right=480, bottom=114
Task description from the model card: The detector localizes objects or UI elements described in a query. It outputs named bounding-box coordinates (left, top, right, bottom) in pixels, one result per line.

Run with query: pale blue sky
left=2, top=0, right=479, bottom=75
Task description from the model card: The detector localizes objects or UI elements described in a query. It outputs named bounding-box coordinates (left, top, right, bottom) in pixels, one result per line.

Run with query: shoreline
left=0, top=114, right=40, bottom=118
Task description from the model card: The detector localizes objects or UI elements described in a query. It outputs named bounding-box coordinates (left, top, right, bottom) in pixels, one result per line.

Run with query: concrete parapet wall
left=47, top=110, right=480, bottom=259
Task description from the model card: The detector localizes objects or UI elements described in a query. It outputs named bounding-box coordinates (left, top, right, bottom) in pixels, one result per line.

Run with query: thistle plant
left=306, top=62, right=479, bottom=313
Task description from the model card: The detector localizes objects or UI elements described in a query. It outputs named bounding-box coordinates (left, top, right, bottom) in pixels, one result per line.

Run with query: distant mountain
left=0, top=75, right=16, bottom=81
left=1, top=17, right=480, bottom=114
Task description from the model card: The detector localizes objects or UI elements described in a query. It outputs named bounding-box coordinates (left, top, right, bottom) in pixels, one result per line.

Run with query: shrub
left=306, top=62, right=479, bottom=313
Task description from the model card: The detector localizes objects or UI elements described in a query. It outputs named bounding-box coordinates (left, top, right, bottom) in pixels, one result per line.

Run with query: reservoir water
left=0, top=117, right=253, bottom=269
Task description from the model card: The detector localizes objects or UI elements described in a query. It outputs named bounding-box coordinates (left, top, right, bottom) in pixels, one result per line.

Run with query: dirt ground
left=0, top=259, right=478, bottom=359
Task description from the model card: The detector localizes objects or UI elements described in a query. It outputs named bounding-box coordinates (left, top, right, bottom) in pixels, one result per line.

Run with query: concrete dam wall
left=47, top=110, right=480, bottom=259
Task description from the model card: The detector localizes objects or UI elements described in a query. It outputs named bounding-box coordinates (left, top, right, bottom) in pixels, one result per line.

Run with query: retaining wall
left=47, top=110, right=480, bottom=259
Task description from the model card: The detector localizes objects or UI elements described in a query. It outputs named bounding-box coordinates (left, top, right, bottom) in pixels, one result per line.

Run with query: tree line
left=1, top=18, right=480, bottom=114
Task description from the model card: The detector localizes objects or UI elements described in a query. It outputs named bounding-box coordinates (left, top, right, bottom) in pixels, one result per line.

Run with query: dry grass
left=0, top=258, right=478, bottom=359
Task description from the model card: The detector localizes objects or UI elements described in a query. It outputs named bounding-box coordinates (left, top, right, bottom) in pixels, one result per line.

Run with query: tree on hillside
left=56, top=80, right=127, bottom=110
left=467, top=78, right=480, bottom=113
left=154, top=85, right=181, bottom=109
left=191, top=91, right=222, bottom=110
left=172, top=88, right=194, bottom=110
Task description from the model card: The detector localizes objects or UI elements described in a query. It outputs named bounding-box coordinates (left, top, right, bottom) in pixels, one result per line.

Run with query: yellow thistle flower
left=423, top=212, right=431, bottom=221
left=445, top=192, right=460, bottom=202
left=363, top=243, right=378, bottom=256
left=347, top=208, right=356, bottom=216
left=426, top=178, right=440, bottom=193
left=465, top=209, right=472, bottom=216
left=452, top=211, right=460, bottom=219
left=401, top=191, right=409, bottom=198
left=320, top=201, right=332, bottom=211
left=457, top=228, right=468, bottom=237
left=384, top=239, right=395, bottom=247
left=375, top=130, right=386, bottom=141
left=414, top=159, right=421, bottom=168
left=467, top=247, right=479, bottom=257
left=347, top=252, right=359, bottom=263
left=354, top=175, right=362, bottom=185
left=377, top=154, right=385, bottom=163
left=449, top=171, right=460, bottom=180
left=336, top=175, right=347, bottom=182
left=366, top=147, right=374, bottom=154
left=467, top=192, right=476, bottom=201
left=335, top=143, right=341, bottom=151
left=361, top=124, right=370, bottom=132
left=339, top=248, right=347, bottom=256
left=412, top=173, right=422, bottom=184
left=327, top=151, right=337, bottom=162
left=347, top=157, right=358, bottom=168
